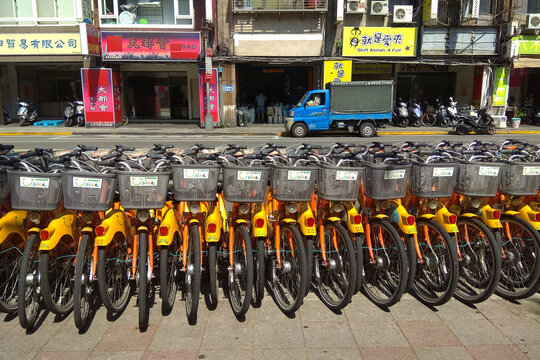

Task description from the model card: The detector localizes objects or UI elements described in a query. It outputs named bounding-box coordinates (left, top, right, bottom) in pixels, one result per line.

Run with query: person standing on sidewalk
left=255, top=91, right=267, bottom=123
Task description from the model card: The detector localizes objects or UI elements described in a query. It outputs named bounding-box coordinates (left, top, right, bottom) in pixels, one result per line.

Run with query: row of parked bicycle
left=0, top=139, right=539, bottom=332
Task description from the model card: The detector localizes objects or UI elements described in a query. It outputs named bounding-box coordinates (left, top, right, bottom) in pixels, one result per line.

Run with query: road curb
left=0, top=132, right=73, bottom=136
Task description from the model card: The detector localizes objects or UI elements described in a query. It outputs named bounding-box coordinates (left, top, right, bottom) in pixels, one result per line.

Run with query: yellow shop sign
left=323, top=60, right=352, bottom=86
left=0, top=34, right=81, bottom=56
left=343, top=27, right=417, bottom=57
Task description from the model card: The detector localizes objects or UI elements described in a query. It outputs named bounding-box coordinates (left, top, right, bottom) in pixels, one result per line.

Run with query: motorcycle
left=446, top=97, right=459, bottom=127
left=434, top=99, right=449, bottom=127
left=2, top=106, right=10, bottom=125
left=392, top=98, right=409, bottom=127
left=408, top=101, right=422, bottom=127
left=64, top=100, right=85, bottom=127
left=454, top=108, right=496, bottom=135
left=17, top=99, right=38, bottom=126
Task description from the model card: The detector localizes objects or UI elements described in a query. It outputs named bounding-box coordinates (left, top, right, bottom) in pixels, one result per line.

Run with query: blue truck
left=284, top=80, right=394, bottom=137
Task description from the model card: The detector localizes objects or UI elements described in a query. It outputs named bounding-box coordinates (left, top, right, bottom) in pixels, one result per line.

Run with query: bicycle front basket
left=0, top=168, right=9, bottom=206
left=117, top=171, right=170, bottom=209
left=362, top=162, right=411, bottom=200
left=223, top=165, right=270, bottom=203
left=270, top=165, right=318, bottom=202
left=455, top=162, right=503, bottom=197
left=7, top=170, right=62, bottom=211
left=61, top=170, right=117, bottom=211
left=317, top=165, right=364, bottom=201
left=171, top=164, right=220, bottom=201
left=410, top=162, right=458, bottom=198
left=499, top=161, right=540, bottom=196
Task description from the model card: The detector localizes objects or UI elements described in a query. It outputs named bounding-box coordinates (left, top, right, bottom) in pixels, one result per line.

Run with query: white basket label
left=478, top=166, right=499, bottom=176
left=523, top=166, right=540, bottom=176
left=73, top=177, right=102, bottom=189
left=20, top=177, right=50, bottom=188
left=237, top=170, right=262, bottom=181
left=183, top=169, right=209, bottom=179
left=433, top=167, right=454, bottom=177
left=130, top=176, right=158, bottom=187
left=336, top=171, right=358, bottom=181
left=287, top=170, right=311, bottom=181
left=384, top=169, right=406, bottom=180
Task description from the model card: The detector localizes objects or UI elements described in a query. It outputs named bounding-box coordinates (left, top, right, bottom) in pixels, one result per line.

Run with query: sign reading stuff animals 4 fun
left=342, top=27, right=417, bottom=57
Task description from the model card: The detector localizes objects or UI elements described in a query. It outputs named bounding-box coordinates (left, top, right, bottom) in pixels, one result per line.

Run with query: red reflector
left=492, top=210, right=501, bottom=220
left=353, top=214, right=362, bottom=224
left=95, top=226, right=106, bottom=237
left=255, top=218, right=265, bottom=228
left=207, top=223, right=217, bottom=233
left=159, top=226, right=169, bottom=236
left=536, top=213, right=540, bottom=222
left=448, top=214, right=457, bottom=224
left=39, top=230, right=49, bottom=241
left=305, top=217, right=315, bottom=227
left=406, top=216, right=415, bottom=226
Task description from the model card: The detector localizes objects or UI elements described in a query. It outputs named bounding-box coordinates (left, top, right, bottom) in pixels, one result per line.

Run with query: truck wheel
left=291, top=123, right=307, bottom=138
left=359, top=123, right=376, bottom=137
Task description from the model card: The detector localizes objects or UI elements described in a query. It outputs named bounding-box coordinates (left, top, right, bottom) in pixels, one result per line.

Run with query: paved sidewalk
left=1, top=290, right=539, bottom=360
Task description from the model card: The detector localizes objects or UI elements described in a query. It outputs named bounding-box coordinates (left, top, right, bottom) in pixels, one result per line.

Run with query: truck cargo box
left=329, top=81, right=394, bottom=115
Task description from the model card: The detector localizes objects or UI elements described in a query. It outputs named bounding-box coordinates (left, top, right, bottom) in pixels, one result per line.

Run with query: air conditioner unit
left=527, top=14, right=540, bottom=29
left=346, top=0, right=366, bottom=14
left=501, top=41, right=519, bottom=60
left=370, top=0, right=388, bottom=15
left=233, top=0, right=252, bottom=11
left=392, top=5, right=413, bottom=23
left=502, top=21, right=520, bottom=39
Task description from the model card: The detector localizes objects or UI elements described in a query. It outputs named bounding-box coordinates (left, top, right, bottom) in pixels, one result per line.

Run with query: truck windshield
left=297, top=93, right=309, bottom=107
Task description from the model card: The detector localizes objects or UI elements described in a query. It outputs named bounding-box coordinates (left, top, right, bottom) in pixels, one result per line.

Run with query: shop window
left=99, top=0, right=193, bottom=27
left=529, top=0, right=538, bottom=13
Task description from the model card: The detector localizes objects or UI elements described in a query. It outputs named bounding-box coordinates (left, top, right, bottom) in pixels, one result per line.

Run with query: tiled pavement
left=0, top=290, right=539, bottom=360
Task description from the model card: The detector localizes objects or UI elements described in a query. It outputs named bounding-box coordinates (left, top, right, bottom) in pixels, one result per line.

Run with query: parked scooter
left=64, top=99, right=85, bottom=127
left=454, top=108, right=496, bottom=135
left=2, top=106, right=10, bottom=124
left=446, top=97, right=459, bottom=127
left=408, top=101, right=422, bottom=127
left=434, top=99, right=449, bottom=127
left=17, top=99, right=38, bottom=126
left=392, top=98, right=409, bottom=127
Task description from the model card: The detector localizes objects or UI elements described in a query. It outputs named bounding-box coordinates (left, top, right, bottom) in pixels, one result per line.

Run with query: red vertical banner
left=199, top=68, right=219, bottom=127
left=471, top=66, right=484, bottom=108
left=81, top=68, right=122, bottom=127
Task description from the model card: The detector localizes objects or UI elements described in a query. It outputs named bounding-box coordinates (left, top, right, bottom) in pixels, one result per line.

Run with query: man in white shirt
left=255, top=91, right=267, bottom=123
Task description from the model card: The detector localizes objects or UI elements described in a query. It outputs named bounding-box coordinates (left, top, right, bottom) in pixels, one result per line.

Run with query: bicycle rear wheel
left=411, top=219, right=459, bottom=306
left=185, top=224, right=201, bottom=323
left=496, top=215, right=540, bottom=300
left=454, top=217, right=501, bottom=304
left=314, top=222, right=357, bottom=311
left=160, top=233, right=181, bottom=314
left=253, top=238, right=265, bottom=307
left=18, top=233, right=41, bottom=329
left=137, top=231, right=149, bottom=330
left=207, top=242, right=219, bottom=308
left=0, top=235, right=24, bottom=313
left=270, top=223, right=307, bottom=314
left=227, top=225, right=253, bottom=317
left=74, top=233, right=95, bottom=329
left=39, top=239, right=76, bottom=315
left=353, top=235, right=364, bottom=294
left=361, top=218, right=407, bottom=308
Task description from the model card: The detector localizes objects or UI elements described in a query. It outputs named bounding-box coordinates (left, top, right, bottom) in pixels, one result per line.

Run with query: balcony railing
left=232, top=0, right=328, bottom=12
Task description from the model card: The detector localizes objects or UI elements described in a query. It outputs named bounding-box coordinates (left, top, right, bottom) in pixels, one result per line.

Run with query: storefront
left=509, top=35, right=540, bottom=109
left=101, top=31, right=201, bottom=121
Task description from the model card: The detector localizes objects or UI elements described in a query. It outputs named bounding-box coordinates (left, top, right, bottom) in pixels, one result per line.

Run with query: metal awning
left=513, top=56, right=540, bottom=68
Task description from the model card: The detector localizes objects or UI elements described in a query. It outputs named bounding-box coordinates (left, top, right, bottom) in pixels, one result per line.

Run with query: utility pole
left=204, top=38, right=214, bottom=130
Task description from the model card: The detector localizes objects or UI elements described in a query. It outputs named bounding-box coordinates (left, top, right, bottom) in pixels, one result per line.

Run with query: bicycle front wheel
left=496, top=215, right=540, bottom=300
left=160, top=233, right=181, bottom=314
left=18, top=233, right=40, bottom=329
left=454, top=217, right=501, bottom=304
left=0, top=235, right=24, bottom=313
left=137, top=231, right=149, bottom=330
left=270, top=223, right=307, bottom=314
left=361, top=219, right=408, bottom=308
left=74, top=233, right=95, bottom=329
left=253, top=238, right=265, bottom=307
left=185, top=224, right=201, bottom=323
left=227, top=225, right=253, bottom=317
left=411, top=219, right=459, bottom=306
left=314, top=222, right=357, bottom=311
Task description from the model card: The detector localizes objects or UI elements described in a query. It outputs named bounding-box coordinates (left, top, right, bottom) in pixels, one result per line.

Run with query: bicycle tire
left=404, top=234, right=417, bottom=292
left=207, top=242, right=218, bottom=308
left=137, top=231, right=149, bottom=330
left=97, top=238, right=133, bottom=313
left=253, top=239, right=265, bottom=307
left=314, top=222, right=357, bottom=311
left=411, top=219, right=459, bottom=306
left=361, top=218, right=408, bottom=308
left=160, top=233, right=181, bottom=314
left=305, top=238, right=313, bottom=297
left=495, top=215, right=540, bottom=300
left=421, top=113, right=436, bottom=127
left=0, top=235, right=24, bottom=313
left=74, top=233, right=94, bottom=329
left=270, top=223, right=307, bottom=314
left=18, top=233, right=40, bottom=329
left=227, top=225, right=253, bottom=317
left=353, top=235, right=364, bottom=294
left=185, top=224, right=201, bottom=323
left=39, top=240, right=76, bottom=315
left=454, top=217, right=501, bottom=304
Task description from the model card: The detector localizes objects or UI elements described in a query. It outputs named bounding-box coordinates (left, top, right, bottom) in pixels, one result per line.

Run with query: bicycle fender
left=39, top=213, right=76, bottom=251
left=461, top=213, right=478, bottom=218
left=0, top=210, right=27, bottom=244
left=433, top=207, right=459, bottom=233
left=95, top=210, right=129, bottom=247
left=388, top=202, right=417, bottom=235
left=81, top=226, right=94, bottom=233
left=345, top=204, right=363, bottom=234
left=205, top=205, right=222, bottom=243
left=298, top=214, right=316, bottom=236
left=480, top=205, right=502, bottom=229
left=374, top=214, right=388, bottom=220
left=157, top=208, right=181, bottom=246
left=251, top=203, right=267, bottom=238
left=326, top=216, right=341, bottom=223
left=503, top=210, right=519, bottom=216
left=280, top=218, right=296, bottom=225
left=419, top=214, right=436, bottom=219
left=516, top=206, right=540, bottom=231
